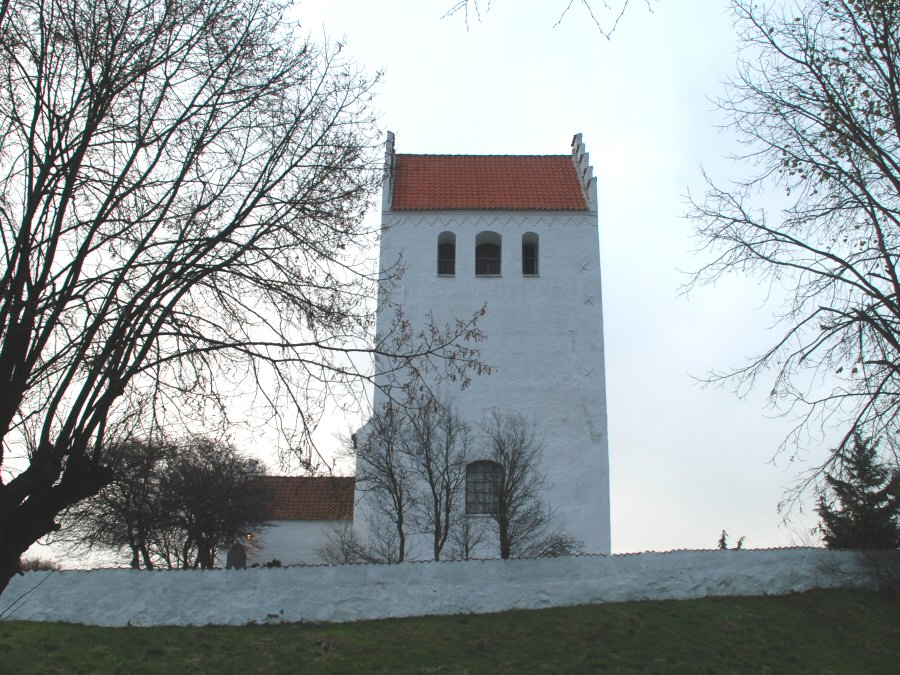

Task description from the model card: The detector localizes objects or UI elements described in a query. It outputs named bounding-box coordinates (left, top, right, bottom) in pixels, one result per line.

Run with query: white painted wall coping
left=0, top=548, right=873, bottom=627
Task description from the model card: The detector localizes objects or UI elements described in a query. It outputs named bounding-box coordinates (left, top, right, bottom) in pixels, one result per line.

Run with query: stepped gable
left=390, top=154, right=589, bottom=211
left=255, top=475, right=354, bottom=521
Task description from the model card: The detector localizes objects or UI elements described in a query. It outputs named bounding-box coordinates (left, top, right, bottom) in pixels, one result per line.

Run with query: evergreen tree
left=816, top=435, right=900, bottom=550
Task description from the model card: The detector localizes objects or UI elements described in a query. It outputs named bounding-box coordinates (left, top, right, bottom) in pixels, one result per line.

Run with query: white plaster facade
left=243, top=520, right=344, bottom=566
left=355, top=134, right=611, bottom=557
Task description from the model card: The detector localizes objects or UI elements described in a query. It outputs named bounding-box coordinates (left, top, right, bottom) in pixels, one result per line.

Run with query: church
left=241, top=134, right=610, bottom=565
left=352, top=133, right=611, bottom=559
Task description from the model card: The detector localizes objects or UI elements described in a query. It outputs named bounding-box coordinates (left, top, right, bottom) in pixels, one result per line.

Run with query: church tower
left=358, top=133, right=611, bottom=557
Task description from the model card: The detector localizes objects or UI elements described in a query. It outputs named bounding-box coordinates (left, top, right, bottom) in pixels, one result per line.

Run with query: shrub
left=19, top=557, right=62, bottom=572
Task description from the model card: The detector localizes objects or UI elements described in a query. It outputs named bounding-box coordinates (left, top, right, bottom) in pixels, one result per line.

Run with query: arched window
left=522, top=232, right=539, bottom=276
left=466, top=460, right=503, bottom=515
left=475, top=231, right=501, bottom=276
left=437, top=232, right=455, bottom=276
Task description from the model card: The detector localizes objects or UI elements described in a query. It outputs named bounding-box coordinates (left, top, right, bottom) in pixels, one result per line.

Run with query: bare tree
left=447, top=514, right=487, bottom=561
left=354, top=403, right=416, bottom=562
left=354, top=392, right=471, bottom=562
left=155, top=437, right=270, bottom=569
left=0, top=0, right=484, bottom=595
left=63, top=439, right=175, bottom=569
left=405, top=397, right=471, bottom=561
left=689, top=0, right=900, bottom=494
left=481, top=411, right=582, bottom=559
left=317, top=522, right=373, bottom=564
left=62, top=436, right=269, bottom=569
left=443, top=0, right=655, bottom=38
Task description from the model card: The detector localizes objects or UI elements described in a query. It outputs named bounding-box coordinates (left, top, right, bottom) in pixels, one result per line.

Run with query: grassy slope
left=1, top=589, right=898, bottom=673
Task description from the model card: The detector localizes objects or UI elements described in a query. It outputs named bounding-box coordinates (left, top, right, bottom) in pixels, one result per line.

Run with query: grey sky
left=291, top=0, right=834, bottom=553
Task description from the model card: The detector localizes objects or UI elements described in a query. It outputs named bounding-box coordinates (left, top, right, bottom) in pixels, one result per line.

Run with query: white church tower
left=357, top=133, right=611, bottom=557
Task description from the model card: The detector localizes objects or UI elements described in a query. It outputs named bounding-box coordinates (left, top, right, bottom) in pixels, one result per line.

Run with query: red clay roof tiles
left=390, top=154, right=588, bottom=211
left=254, top=475, right=354, bottom=521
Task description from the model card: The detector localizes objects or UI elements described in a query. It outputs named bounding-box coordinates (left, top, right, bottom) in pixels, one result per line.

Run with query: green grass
left=1, top=589, right=898, bottom=673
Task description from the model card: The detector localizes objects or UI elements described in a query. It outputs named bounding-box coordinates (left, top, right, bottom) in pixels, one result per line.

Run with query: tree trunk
left=0, top=447, right=111, bottom=596
left=498, top=519, right=511, bottom=560
left=0, top=543, right=24, bottom=600
left=433, top=506, right=442, bottom=561
left=397, top=508, right=405, bottom=563
left=140, top=543, right=154, bottom=570
left=128, top=530, right=140, bottom=569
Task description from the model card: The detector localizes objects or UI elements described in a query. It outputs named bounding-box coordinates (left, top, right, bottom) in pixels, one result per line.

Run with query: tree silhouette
left=0, top=0, right=482, bottom=595
left=817, top=435, right=900, bottom=550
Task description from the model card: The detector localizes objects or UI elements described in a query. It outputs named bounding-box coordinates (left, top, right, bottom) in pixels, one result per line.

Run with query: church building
left=355, top=133, right=611, bottom=558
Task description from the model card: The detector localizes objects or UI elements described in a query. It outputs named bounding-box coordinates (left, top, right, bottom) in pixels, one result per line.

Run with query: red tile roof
left=390, top=154, right=588, bottom=211
left=254, top=476, right=354, bottom=521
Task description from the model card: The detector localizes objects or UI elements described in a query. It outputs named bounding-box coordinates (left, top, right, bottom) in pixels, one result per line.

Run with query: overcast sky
left=286, top=0, right=842, bottom=554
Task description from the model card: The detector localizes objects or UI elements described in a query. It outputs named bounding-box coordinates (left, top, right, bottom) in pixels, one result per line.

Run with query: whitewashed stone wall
left=1, top=549, right=871, bottom=627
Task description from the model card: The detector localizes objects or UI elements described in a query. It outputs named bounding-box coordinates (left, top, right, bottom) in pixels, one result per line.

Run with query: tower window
left=522, top=233, right=539, bottom=276
left=466, top=460, right=503, bottom=515
left=475, top=231, right=501, bottom=276
left=437, top=232, right=456, bottom=276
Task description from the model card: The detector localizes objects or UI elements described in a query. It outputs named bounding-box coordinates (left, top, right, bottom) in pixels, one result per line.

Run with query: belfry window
left=522, top=233, right=539, bottom=276
left=437, top=232, right=456, bottom=276
left=466, top=460, right=503, bottom=515
left=475, top=231, right=501, bottom=276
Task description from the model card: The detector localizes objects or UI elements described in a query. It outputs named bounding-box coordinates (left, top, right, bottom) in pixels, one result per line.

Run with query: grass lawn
left=0, top=589, right=898, bottom=673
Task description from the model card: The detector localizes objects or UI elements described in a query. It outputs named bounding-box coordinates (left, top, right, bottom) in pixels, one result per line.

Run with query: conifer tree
left=816, top=435, right=900, bottom=550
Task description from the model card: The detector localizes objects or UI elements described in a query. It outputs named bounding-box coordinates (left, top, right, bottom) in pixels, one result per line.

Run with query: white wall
left=1, top=549, right=872, bottom=627
left=358, top=205, right=611, bottom=557
left=246, top=520, right=345, bottom=566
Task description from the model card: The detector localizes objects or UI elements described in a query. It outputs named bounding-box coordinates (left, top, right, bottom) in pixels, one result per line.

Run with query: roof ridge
left=395, top=153, right=571, bottom=158
left=257, top=474, right=354, bottom=479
